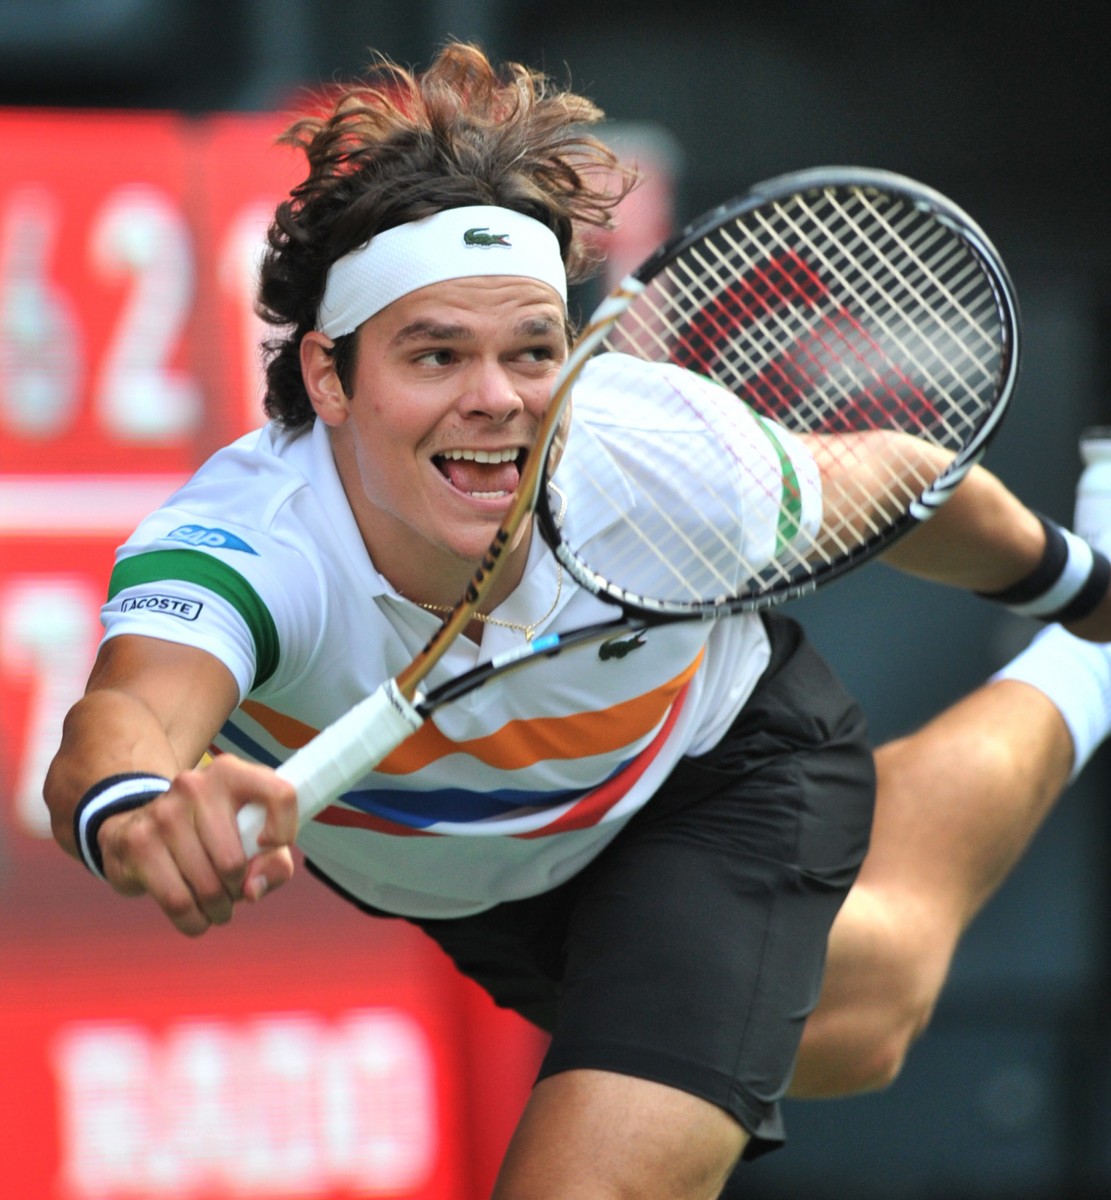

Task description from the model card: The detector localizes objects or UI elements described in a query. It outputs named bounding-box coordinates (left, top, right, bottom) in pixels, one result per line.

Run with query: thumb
left=242, top=846, right=295, bottom=902
left=236, top=774, right=299, bottom=855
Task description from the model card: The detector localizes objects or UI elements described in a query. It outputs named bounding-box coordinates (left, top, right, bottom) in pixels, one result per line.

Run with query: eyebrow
left=390, top=315, right=565, bottom=346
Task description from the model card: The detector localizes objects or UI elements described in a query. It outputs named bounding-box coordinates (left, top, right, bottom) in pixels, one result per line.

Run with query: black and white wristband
left=978, top=513, right=1111, bottom=624
left=74, top=773, right=171, bottom=880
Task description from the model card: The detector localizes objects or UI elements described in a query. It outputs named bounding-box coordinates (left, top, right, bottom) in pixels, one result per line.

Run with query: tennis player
left=43, top=43, right=1111, bottom=1198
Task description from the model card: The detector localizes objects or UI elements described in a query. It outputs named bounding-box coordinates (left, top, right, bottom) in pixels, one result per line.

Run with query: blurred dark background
left=2, top=2, right=1109, bottom=1196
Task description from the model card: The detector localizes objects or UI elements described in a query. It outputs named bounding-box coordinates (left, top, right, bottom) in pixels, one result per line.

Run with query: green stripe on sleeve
left=753, top=414, right=803, bottom=554
left=108, top=549, right=280, bottom=689
left=691, top=372, right=805, bottom=555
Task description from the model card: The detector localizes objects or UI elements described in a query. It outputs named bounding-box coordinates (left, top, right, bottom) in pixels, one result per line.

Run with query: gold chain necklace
left=415, top=485, right=567, bottom=643
left=418, top=563, right=562, bottom=642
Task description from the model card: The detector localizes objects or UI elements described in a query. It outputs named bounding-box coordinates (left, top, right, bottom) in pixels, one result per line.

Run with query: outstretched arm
left=44, top=634, right=298, bottom=936
left=801, top=429, right=1111, bottom=642
left=883, top=465, right=1111, bottom=643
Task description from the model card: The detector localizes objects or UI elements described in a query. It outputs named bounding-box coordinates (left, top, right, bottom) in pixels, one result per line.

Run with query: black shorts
left=307, top=611, right=875, bottom=1159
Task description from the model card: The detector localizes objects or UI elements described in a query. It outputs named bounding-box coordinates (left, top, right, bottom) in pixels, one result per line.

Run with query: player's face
left=305, top=275, right=568, bottom=601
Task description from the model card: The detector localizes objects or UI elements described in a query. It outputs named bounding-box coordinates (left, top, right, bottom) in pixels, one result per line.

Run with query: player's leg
left=791, top=671, right=1077, bottom=1097
left=793, top=437, right=1111, bottom=1098
left=493, top=1070, right=747, bottom=1200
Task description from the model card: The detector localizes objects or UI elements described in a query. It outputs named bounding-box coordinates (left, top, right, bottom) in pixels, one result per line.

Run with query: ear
left=300, top=331, right=349, bottom=426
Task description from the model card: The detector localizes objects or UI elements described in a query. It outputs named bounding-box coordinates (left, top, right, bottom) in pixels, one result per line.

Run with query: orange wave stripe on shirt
left=514, top=677, right=692, bottom=838
left=377, top=650, right=705, bottom=775
left=239, top=699, right=319, bottom=749
left=311, top=676, right=695, bottom=839
left=237, top=649, right=703, bottom=775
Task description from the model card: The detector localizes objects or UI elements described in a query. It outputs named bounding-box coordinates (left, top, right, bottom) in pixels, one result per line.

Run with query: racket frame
left=532, top=165, right=1020, bottom=617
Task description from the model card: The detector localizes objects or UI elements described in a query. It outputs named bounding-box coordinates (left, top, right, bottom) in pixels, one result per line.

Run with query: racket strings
left=677, top=241, right=882, bottom=439
left=606, top=293, right=939, bottom=577
left=564, top=409, right=749, bottom=598
left=676, top=193, right=1000, bottom=439
left=770, top=193, right=1001, bottom=430
left=578, top=180, right=1009, bottom=610
left=702, top=201, right=993, bottom=446
left=650, top=252, right=910, bottom=449
left=578, top=420, right=773, bottom=600
left=557, top=361, right=826, bottom=605
left=828, top=190, right=1004, bottom=368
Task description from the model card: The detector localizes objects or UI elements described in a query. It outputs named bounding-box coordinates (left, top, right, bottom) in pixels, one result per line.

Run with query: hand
left=97, top=754, right=298, bottom=936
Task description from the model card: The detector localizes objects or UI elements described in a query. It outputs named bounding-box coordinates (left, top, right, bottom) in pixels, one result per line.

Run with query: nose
left=461, top=359, right=525, bottom=421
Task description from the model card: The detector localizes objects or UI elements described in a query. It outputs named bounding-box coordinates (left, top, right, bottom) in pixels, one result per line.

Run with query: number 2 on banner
left=89, top=184, right=202, bottom=440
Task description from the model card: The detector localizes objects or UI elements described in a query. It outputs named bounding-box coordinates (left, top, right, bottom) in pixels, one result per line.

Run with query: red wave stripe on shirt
left=513, top=676, right=692, bottom=838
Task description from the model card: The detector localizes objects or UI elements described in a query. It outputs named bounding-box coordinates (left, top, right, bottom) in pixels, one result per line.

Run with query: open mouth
left=433, top=447, right=525, bottom=499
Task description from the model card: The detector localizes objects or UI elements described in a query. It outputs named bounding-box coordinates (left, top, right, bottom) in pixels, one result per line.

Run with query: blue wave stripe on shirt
left=341, top=761, right=633, bottom=828
left=217, top=720, right=281, bottom=767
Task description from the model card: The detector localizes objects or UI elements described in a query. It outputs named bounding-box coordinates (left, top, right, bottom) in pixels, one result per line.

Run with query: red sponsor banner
left=0, top=534, right=120, bottom=852
left=0, top=527, right=546, bottom=1200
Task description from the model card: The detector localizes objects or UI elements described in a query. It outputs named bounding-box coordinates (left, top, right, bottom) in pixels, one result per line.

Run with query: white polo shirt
left=101, top=354, right=821, bottom=916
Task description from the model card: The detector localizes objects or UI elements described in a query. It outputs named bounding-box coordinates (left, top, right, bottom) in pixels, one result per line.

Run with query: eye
left=414, top=348, right=456, bottom=367
left=517, top=339, right=567, bottom=367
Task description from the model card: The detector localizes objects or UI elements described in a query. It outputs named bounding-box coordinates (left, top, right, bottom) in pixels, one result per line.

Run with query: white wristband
left=74, top=773, right=171, bottom=880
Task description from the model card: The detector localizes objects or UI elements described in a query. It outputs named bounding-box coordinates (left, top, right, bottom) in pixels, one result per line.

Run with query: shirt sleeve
left=100, top=508, right=322, bottom=704
left=570, top=356, right=824, bottom=595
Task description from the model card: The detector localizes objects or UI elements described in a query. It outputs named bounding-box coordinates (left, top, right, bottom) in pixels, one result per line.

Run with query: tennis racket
left=238, top=165, right=1020, bottom=854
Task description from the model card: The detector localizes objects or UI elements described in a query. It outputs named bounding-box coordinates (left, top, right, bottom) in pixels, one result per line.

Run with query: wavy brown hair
left=257, top=42, right=636, bottom=429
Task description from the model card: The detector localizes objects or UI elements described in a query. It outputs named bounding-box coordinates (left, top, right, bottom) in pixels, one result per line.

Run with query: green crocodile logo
left=463, top=227, right=511, bottom=247
left=598, top=633, right=647, bottom=661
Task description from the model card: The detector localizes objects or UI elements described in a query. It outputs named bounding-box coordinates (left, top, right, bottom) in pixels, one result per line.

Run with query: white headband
left=316, top=205, right=568, bottom=337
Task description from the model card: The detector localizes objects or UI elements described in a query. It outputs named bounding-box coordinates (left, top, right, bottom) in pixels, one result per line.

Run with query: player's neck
left=360, top=507, right=530, bottom=616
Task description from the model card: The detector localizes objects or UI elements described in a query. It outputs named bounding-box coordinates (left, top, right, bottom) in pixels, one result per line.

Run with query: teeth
left=439, top=448, right=520, bottom=464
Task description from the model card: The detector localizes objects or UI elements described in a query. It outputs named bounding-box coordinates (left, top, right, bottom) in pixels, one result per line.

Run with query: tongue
left=441, top=458, right=520, bottom=496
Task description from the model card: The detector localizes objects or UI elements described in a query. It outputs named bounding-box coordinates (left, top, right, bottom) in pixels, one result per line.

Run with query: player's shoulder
left=184, top=422, right=311, bottom=505
left=110, top=421, right=337, bottom=591
left=142, top=422, right=322, bottom=542
left=578, top=350, right=687, bottom=393
left=576, top=352, right=724, bottom=430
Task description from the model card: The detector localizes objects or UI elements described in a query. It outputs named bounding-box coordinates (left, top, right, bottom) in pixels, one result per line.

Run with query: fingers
left=97, top=756, right=299, bottom=937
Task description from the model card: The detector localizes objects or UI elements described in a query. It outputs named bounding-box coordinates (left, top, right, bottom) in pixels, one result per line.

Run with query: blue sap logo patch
left=165, top=525, right=259, bottom=554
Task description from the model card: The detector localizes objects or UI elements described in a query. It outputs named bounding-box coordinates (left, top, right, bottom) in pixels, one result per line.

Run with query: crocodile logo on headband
left=463, top=227, right=511, bottom=247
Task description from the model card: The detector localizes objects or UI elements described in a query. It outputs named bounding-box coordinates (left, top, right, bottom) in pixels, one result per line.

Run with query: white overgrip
left=236, top=679, right=425, bottom=856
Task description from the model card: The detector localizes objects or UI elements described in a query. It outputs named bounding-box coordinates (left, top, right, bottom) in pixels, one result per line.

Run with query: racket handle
left=237, top=679, right=424, bottom=856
